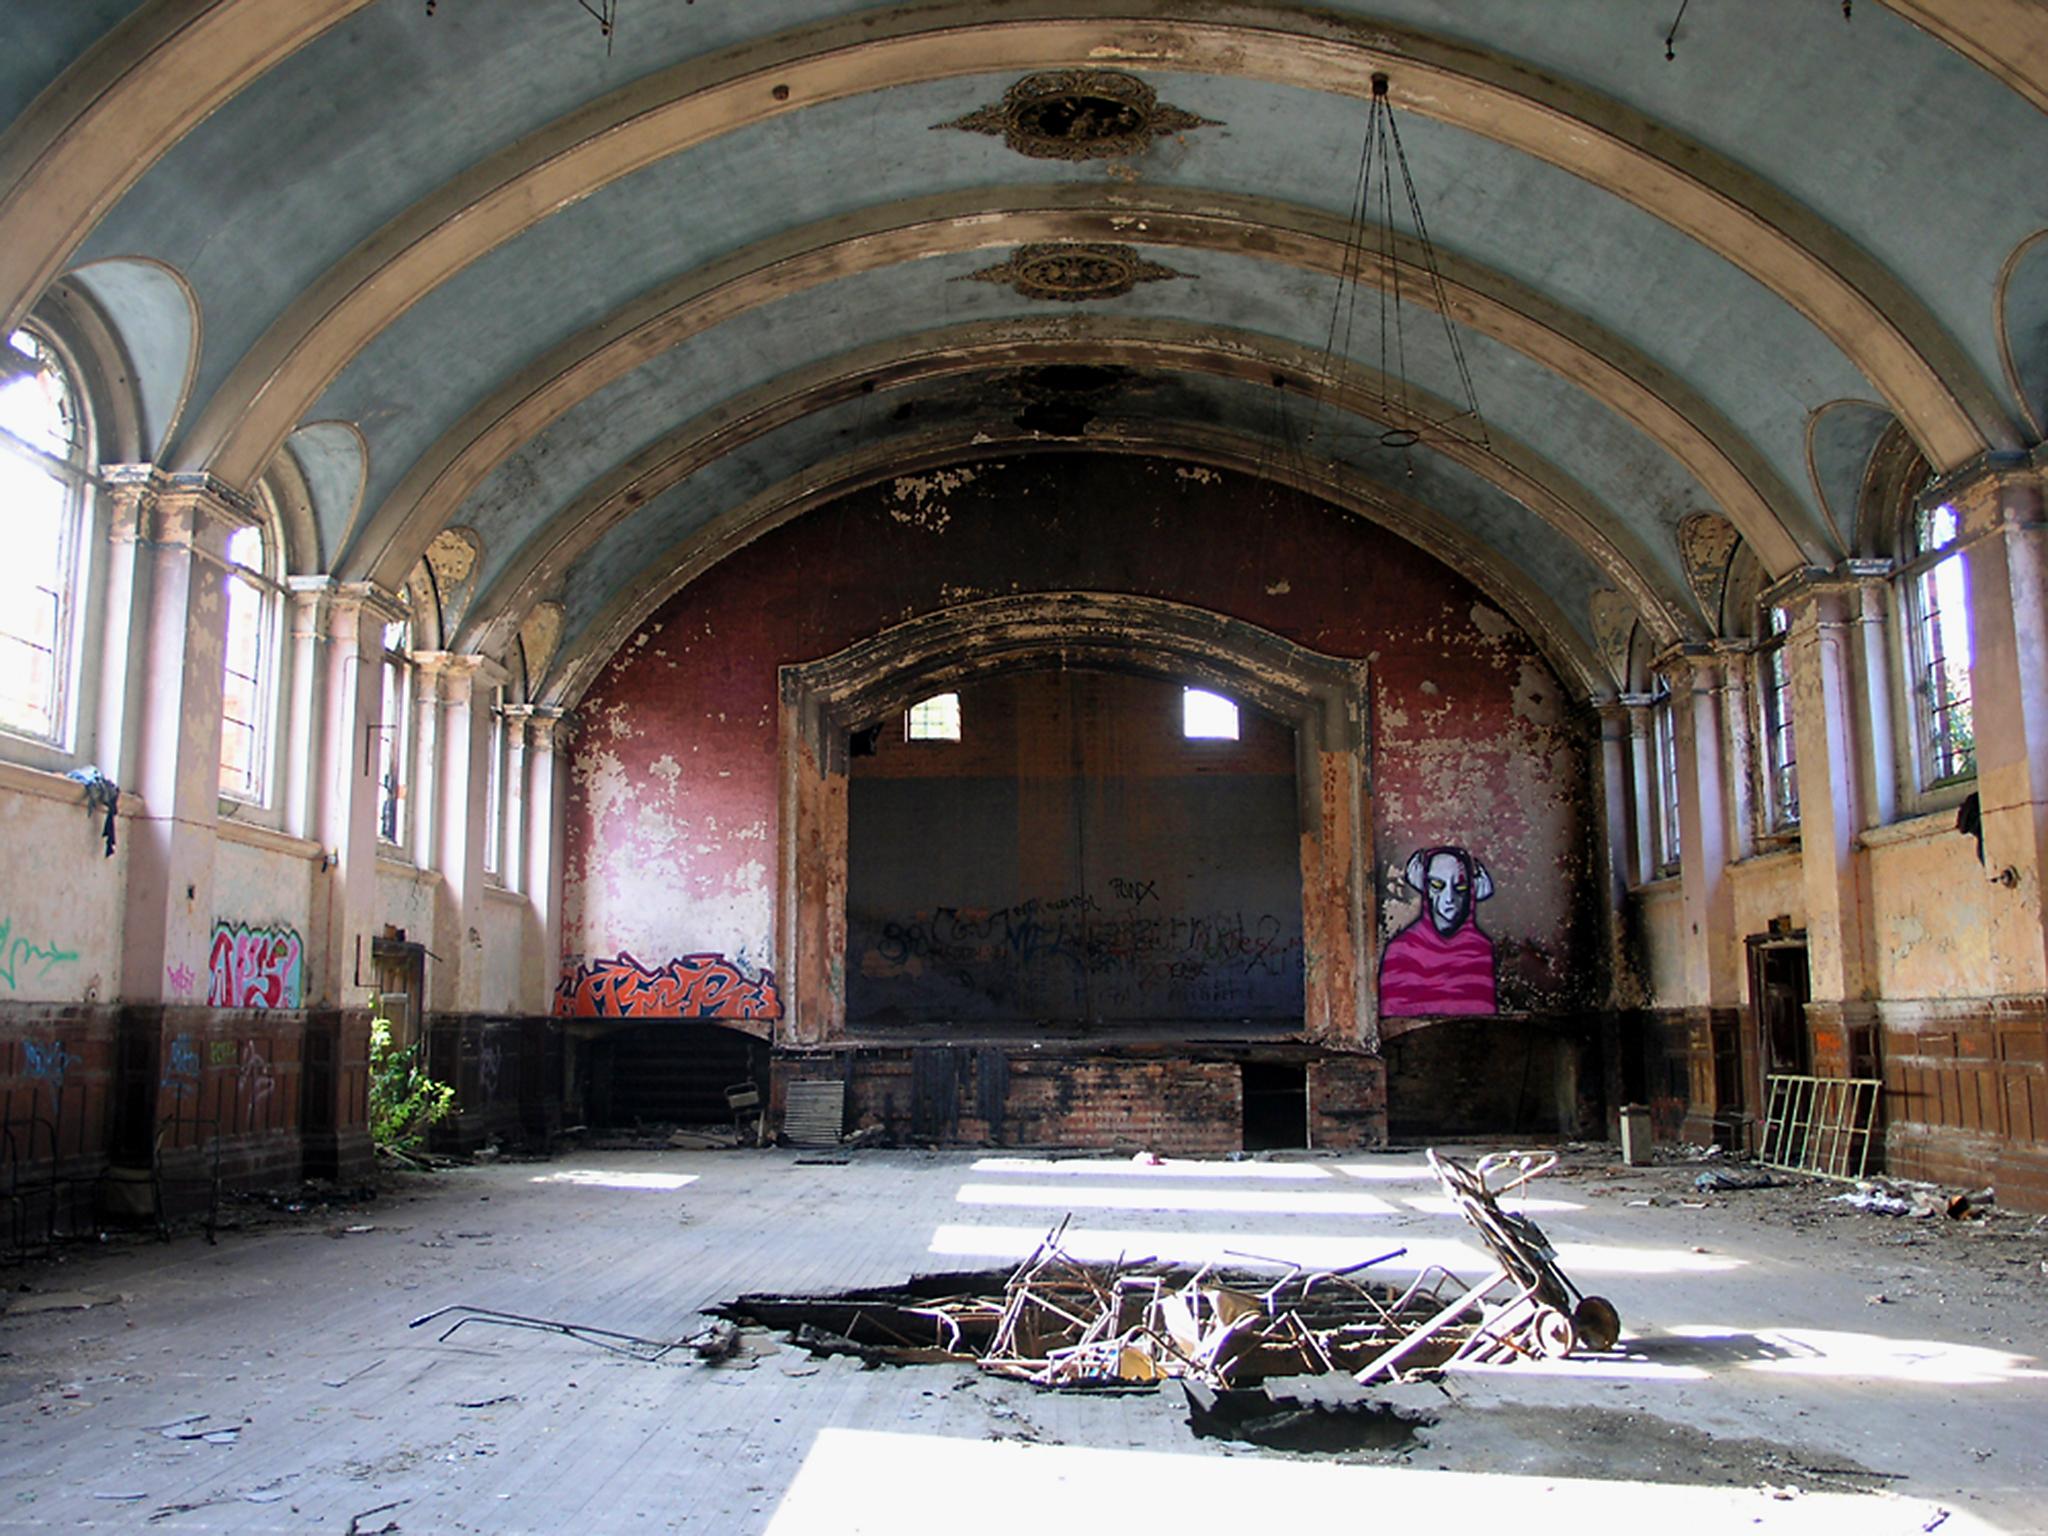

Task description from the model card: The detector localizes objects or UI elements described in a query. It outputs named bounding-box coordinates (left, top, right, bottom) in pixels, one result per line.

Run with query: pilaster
left=420, top=653, right=500, bottom=1013
left=1944, top=456, right=2048, bottom=993
left=104, top=470, right=254, bottom=1003
left=1776, top=572, right=1875, bottom=1005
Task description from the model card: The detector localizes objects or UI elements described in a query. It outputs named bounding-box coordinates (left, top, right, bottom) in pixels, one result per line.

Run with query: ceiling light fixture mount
left=939, top=71, right=1217, bottom=162
left=1311, top=71, right=1488, bottom=457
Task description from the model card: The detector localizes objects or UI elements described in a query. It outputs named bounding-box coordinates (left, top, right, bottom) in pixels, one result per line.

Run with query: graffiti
left=166, top=961, right=196, bottom=995
left=238, top=1042, right=274, bottom=1106
left=163, top=1035, right=201, bottom=1099
left=554, top=952, right=783, bottom=1020
left=23, top=1039, right=77, bottom=1108
left=0, top=917, right=79, bottom=991
left=479, top=1038, right=503, bottom=1101
left=1108, top=877, right=1158, bottom=906
left=869, top=896, right=1301, bottom=996
left=1378, top=846, right=1498, bottom=1017
left=207, top=922, right=304, bottom=1009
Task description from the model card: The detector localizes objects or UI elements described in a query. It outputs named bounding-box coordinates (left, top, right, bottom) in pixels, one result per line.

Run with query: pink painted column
left=105, top=470, right=252, bottom=1004
left=424, top=654, right=498, bottom=1013
left=522, top=710, right=568, bottom=1008
left=305, top=584, right=397, bottom=1010
left=1623, top=696, right=1658, bottom=885
left=1950, top=462, right=2048, bottom=995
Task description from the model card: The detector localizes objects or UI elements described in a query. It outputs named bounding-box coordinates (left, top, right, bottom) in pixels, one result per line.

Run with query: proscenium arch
left=451, top=318, right=1699, bottom=663
left=172, top=3, right=2010, bottom=495
left=355, top=186, right=1819, bottom=595
left=775, top=590, right=1375, bottom=1061
left=544, top=424, right=1612, bottom=715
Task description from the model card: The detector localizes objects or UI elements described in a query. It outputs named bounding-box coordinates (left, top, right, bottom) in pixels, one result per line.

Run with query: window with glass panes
left=219, top=522, right=276, bottom=800
left=1756, top=604, right=1799, bottom=829
left=1653, top=689, right=1681, bottom=870
left=1905, top=502, right=1974, bottom=786
left=379, top=615, right=411, bottom=844
left=0, top=327, right=90, bottom=744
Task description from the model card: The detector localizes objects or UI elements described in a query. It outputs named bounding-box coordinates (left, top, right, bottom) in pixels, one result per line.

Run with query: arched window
left=219, top=516, right=281, bottom=801
left=1901, top=501, right=1974, bottom=787
left=0, top=327, right=92, bottom=745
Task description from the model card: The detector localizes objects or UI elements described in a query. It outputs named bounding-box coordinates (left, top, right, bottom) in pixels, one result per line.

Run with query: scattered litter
left=321, top=1358, right=384, bottom=1389
left=793, top=1156, right=849, bottom=1166
left=1830, top=1181, right=1946, bottom=1219
left=668, top=1127, right=737, bottom=1150
left=455, top=1395, right=519, bottom=1409
left=1626, top=1195, right=1707, bottom=1208
left=410, top=1304, right=736, bottom=1365
left=91, top=1492, right=146, bottom=1501
left=724, top=1149, right=1620, bottom=1402
left=345, top=1498, right=409, bottom=1536
left=1866, top=1293, right=1892, bottom=1305
left=3, top=1290, right=124, bottom=1315
left=242, top=1488, right=288, bottom=1504
left=1694, top=1168, right=1785, bottom=1192
left=158, top=1415, right=244, bottom=1444
left=1183, top=1379, right=1432, bottom=1451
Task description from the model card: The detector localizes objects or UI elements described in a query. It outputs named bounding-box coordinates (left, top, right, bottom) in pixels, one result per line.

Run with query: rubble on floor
left=723, top=1149, right=1621, bottom=1395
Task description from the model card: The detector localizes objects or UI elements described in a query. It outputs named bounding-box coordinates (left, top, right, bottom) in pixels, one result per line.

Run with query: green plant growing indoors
left=368, top=1016, right=455, bottom=1156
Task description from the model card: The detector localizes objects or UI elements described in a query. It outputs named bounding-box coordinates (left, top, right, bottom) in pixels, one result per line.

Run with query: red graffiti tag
left=207, top=924, right=304, bottom=1009
left=554, top=952, right=782, bottom=1020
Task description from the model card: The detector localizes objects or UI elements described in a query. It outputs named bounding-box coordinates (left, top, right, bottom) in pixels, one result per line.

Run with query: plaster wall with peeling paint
left=1726, top=851, right=1805, bottom=1005
left=0, top=776, right=126, bottom=1004
left=1867, top=825, right=1996, bottom=998
left=562, top=455, right=1600, bottom=1034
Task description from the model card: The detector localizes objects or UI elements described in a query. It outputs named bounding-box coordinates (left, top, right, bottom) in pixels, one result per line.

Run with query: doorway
left=1241, top=1061, right=1308, bottom=1150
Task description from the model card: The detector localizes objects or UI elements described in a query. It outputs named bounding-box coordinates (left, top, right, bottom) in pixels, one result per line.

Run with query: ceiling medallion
left=967, top=242, right=1185, bottom=303
left=938, top=70, right=1217, bottom=161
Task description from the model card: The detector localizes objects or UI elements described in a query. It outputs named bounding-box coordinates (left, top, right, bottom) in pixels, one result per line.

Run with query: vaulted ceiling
left=8, top=1, right=2048, bottom=703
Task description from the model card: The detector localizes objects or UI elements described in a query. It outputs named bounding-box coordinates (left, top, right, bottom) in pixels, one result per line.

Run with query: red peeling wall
left=560, top=455, right=1599, bottom=1022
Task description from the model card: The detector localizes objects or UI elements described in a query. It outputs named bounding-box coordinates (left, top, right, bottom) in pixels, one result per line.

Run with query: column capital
left=102, top=466, right=256, bottom=554
left=1919, top=449, right=2041, bottom=539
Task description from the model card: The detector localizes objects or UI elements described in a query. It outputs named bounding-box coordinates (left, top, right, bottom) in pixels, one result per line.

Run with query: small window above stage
left=905, top=691, right=960, bottom=742
left=1182, top=687, right=1240, bottom=741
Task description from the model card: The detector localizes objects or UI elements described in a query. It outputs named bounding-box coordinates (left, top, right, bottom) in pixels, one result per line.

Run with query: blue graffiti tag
left=0, top=916, right=80, bottom=992
left=162, top=1034, right=201, bottom=1099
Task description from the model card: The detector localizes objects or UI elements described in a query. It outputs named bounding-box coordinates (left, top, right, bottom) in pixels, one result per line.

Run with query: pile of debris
left=724, top=1149, right=1620, bottom=1392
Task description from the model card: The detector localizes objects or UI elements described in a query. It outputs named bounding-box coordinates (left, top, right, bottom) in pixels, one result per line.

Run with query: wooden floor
left=2, top=1147, right=2043, bottom=1533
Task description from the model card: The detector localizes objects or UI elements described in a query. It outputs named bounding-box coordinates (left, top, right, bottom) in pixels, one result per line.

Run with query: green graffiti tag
left=0, top=917, right=80, bottom=991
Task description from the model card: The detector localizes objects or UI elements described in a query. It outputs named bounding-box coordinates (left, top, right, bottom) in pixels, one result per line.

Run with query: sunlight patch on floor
left=970, top=1156, right=1332, bottom=1180
left=762, top=1428, right=1996, bottom=1536
left=527, top=1169, right=700, bottom=1191
left=954, top=1181, right=1398, bottom=1216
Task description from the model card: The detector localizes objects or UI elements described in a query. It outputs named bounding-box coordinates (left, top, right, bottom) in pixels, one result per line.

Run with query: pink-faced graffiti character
left=1377, top=846, right=1498, bottom=1016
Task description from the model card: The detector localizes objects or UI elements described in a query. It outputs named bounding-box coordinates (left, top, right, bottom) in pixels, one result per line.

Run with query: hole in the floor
left=1182, top=1382, right=1433, bottom=1452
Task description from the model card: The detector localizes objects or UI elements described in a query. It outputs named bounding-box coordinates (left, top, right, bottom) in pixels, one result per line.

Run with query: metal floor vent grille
left=783, top=1081, right=846, bottom=1148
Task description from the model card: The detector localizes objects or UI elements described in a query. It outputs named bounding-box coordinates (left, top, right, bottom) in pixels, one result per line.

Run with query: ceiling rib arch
left=544, top=424, right=1610, bottom=714
left=1878, top=1, right=2048, bottom=117
left=451, top=318, right=1694, bottom=668
left=349, top=186, right=1817, bottom=596
left=0, top=0, right=374, bottom=337
left=165, top=4, right=2011, bottom=495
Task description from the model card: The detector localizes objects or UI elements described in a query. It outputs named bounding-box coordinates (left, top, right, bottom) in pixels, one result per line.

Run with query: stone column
left=1946, top=458, right=2048, bottom=996
left=1617, top=695, right=1657, bottom=885
left=523, top=710, right=568, bottom=1007
left=407, top=652, right=443, bottom=870
left=1593, top=702, right=1637, bottom=991
left=103, top=469, right=253, bottom=1005
left=1713, top=642, right=1757, bottom=866
left=1847, top=564, right=1899, bottom=832
left=1780, top=572, right=1877, bottom=1075
left=502, top=710, right=530, bottom=898
left=300, top=583, right=400, bottom=1182
left=422, top=654, right=498, bottom=1014
left=281, top=579, right=333, bottom=844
